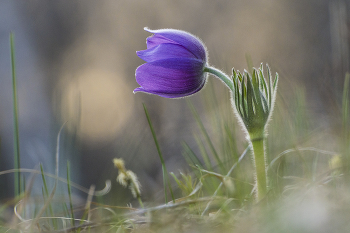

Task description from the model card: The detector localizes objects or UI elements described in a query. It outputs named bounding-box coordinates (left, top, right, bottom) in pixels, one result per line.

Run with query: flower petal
left=146, top=34, right=176, bottom=49
left=146, top=57, right=205, bottom=71
left=145, top=28, right=207, bottom=61
left=134, top=78, right=206, bottom=98
left=137, top=43, right=196, bottom=62
left=135, top=58, right=206, bottom=93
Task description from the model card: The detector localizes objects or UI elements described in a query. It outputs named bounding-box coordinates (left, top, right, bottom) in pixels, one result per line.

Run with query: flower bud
left=231, top=64, right=278, bottom=140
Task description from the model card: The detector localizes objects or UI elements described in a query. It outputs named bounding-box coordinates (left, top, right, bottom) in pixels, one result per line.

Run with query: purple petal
left=137, top=43, right=196, bottom=62
left=135, top=58, right=206, bottom=93
left=134, top=77, right=206, bottom=98
left=145, top=57, right=205, bottom=71
left=145, top=28, right=207, bottom=61
left=146, top=34, right=176, bottom=49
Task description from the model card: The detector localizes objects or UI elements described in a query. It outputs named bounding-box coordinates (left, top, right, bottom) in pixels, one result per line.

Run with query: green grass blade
left=194, top=135, right=214, bottom=171
left=67, top=161, right=75, bottom=227
left=40, top=164, right=57, bottom=229
left=181, top=141, right=204, bottom=168
left=223, top=122, right=239, bottom=159
left=40, top=165, right=49, bottom=197
left=342, top=72, right=350, bottom=176
left=33, top=125, right=65, bottom=229
left=342, top=73, right=349, bottom=136
left=187, top=100, right=224, bottom=171
left=143, top=103, right=175, bottom=203
left=10, top=33, right=21, bottom=197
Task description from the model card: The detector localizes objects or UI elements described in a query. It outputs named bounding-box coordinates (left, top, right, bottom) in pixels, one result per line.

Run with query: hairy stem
left=204, top=66, right=234, bottom=92
left=251, top=137, right=267, bottom=202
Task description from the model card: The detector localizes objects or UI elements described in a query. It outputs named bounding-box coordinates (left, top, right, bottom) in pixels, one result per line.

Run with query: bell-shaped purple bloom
left=134, top=28, right=208, bottom=98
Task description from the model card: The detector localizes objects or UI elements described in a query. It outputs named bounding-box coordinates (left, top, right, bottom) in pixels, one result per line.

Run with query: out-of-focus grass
left=143, top=103, right=175, bottom=204
left=1, top=73, right=350, bottom=232
left=2, top=35, right=350, bottom=233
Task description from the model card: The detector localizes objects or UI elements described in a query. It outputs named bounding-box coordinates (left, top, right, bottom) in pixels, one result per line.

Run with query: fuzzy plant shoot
left=231, top=65, right=278, bottom=201
left=134, top=28, right=278, bottom=203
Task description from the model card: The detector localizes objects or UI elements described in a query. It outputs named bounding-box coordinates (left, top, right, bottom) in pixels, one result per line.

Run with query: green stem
left=204, top=66, right=234, bottom=92
left=251, top=137, right=267, bottom=202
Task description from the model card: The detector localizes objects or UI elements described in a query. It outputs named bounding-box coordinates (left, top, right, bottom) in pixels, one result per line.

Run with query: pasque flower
left=134, top=28, right=279, bottom=203
left=134, top=28, right=209, bottom=98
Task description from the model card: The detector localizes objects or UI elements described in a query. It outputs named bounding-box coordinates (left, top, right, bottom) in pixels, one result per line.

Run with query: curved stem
left=204, top=66, right=234, bottom=92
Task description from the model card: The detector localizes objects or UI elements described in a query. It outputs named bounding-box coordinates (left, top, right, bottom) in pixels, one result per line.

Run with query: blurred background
left=0, top=0, right=349, bottom=205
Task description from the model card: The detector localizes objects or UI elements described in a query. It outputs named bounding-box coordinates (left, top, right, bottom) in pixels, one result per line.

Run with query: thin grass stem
left=342, top=73, right=350, bottom=177
left=67, top=161, right=75, bottom=227
left=143, top=103, right=175, bottom=203
left=201, top=145, right=250, bottom=216
left=40, top=164, right=57, bottom=228
left=32, top=123, right=66, bottom=229
left=187, top=100, right=225, bottom=171
left=10, top=33, right=21, bottom=197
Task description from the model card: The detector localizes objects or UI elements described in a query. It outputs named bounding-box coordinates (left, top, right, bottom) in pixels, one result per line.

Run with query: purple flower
left=134, top=28, right=208, bottom=98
